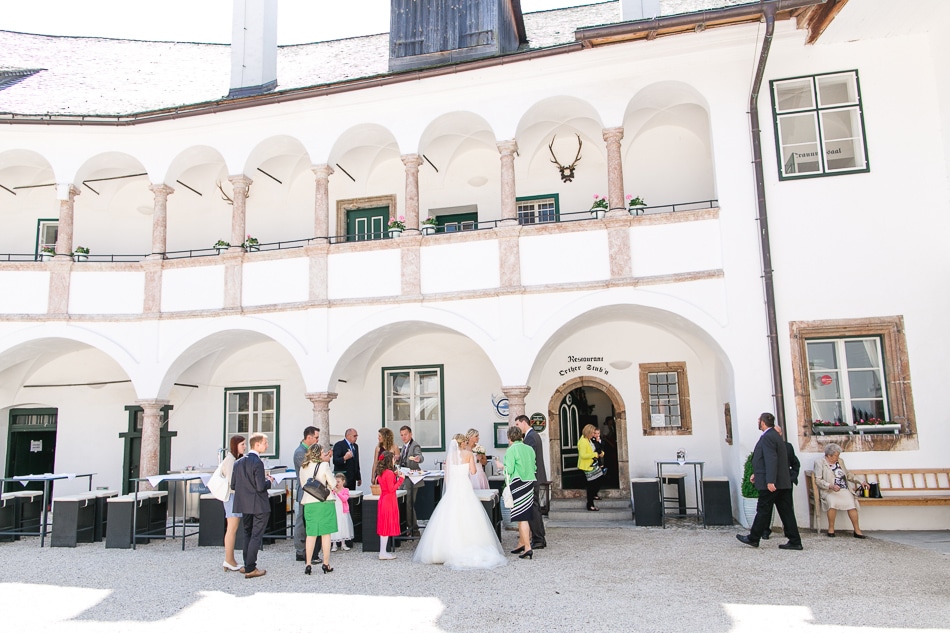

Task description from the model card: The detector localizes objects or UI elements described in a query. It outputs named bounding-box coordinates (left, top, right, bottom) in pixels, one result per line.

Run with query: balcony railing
left=0, top=199, right=717, bottom=263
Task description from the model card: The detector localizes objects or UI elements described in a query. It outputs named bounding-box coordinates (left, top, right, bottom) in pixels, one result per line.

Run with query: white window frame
left=383, top=365, right=444, bottom=450
left=517, top=196, right=558, bottom=225
left=805, top=337, right=889, bottom=425
left=224, top=386, right=279, bottom=457
left=770, top=70, right=869, bottom=180
left=36, top=219, right=58, bottom=257
left=639, top=362, right=692, bottom=436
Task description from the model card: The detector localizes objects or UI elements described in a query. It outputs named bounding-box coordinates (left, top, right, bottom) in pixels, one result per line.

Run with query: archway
left=547, top=375, right=629, bottom=500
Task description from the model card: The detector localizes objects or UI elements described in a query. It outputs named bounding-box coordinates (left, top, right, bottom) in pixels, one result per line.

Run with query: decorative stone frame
left=335, top=194, right=397, bottom=239
left=790, top=315, right=918, bottom=452
left=547, top=376, right=629, bottom=500
left=638, top=362, right=692, bottom=436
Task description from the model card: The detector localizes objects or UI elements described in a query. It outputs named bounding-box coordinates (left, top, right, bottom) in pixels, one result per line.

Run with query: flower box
left=855, top=423, right=901, bottom=435
left=812, top=424, right=856, bottom=435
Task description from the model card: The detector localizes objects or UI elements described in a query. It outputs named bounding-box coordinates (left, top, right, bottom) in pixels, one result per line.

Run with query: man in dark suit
left=293, top=426, right=319, bottom=562
left=763, top=425, right=800, bottom=540
left=231, top=433, right=275, bottom=578
left=333, top=428, right=361, bottom=490
left=515, top=414, right=547, bottom=549
left=398, top=425, right=424, bottom=537
left=737, top=413, right=802, bottom=550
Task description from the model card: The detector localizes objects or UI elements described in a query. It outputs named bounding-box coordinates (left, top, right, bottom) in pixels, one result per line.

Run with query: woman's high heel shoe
left=322, top=564, right=334, bottom=573
left=510, top=545, right=526, bottom=554
left=519, top=549, right=533, bottom=560
left=587, top=505, right=599, bottom=512
left=304, top=565, right=312, bottom=575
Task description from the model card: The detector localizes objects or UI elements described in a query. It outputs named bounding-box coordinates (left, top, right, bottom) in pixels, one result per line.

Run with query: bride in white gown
left=412, top=434, right=507, bottom=570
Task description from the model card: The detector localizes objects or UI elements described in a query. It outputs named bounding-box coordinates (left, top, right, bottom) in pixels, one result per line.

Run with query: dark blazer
left=398, top=439, right=424, bottom=471
left=786, top=441, right=801, bottom=485
left=752, top=427, right=792, bottom=491
left=230, top=452, right=272, bottom=515
left=523, top=428, right=547, bottom=483
left=332, top=438, right=361, bottom=489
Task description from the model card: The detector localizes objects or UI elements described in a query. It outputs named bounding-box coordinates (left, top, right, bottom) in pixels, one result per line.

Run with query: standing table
left=0, top=473, right=95, bottom=546
left=655, top=461, right=705, bottom=527
left=131, top=473, right=204, bottom=550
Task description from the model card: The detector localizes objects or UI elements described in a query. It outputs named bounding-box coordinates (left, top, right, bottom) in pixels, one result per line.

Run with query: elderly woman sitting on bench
left=813, top=443, right=869, bottom=538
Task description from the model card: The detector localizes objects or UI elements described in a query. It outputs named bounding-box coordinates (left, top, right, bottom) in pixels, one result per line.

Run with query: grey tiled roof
left=0, top=1, right=746, bottom=117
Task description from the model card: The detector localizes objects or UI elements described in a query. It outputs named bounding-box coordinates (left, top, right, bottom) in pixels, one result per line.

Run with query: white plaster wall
left=68, top=271, right=145, bottom=315
left=161, top=265, right=225, bottom=312
left=420, top=240, right=500, bottom=294
left=0, top=271, right=48, bottom=314
left=630, top=219, right=723, bottom=278
left=327, top=249, right=401, bottom=300
left=520, top=230, right=610, bottom=286
left=242, top=257, right=309, bottom=306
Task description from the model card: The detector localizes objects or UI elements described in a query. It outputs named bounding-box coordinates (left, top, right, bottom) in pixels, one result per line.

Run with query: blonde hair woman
left=371, top=427, right=397, bottom=485
left=577, top=424, right=605, bottom=511
left=299, top=444, right=338, bottom=574
left=465, top=428, right=489, bottom=489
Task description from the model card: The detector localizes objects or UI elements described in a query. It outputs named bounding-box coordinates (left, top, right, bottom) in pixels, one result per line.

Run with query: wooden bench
left=806, top=468, right=950, bottom=532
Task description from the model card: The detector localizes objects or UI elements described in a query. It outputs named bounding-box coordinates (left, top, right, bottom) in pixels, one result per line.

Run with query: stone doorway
left=547, top=376, right=629, bottom=500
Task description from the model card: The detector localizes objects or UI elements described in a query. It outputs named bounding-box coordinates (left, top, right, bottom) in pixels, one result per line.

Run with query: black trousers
left=529, top=483, right=545, bottom=544
left=242, top=511, right=270, bottom=572
left=750, top=488, right=800, bottom=545
left=585, top=474, right=601, bottom=508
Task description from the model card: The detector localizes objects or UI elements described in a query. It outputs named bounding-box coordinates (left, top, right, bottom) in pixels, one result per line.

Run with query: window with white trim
left=224, top=386, right=279, bottom=457
left=771, top=70, right=869, bottom=179
left=806, top=337, right=888, bottom=424
left=517, top=195, right=558, bottom=225
left=383, top=365, right=444, bottom=450
left=36, top=219, right=58, bottom=257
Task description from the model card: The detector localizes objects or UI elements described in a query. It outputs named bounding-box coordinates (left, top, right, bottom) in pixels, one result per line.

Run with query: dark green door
left=5, top=409, right=57, bottom=494
left=347, top=207, right=389, bottom=242
left=559, top=390, right=599, bottom=491
left=120, top=405, right=176, bottom=494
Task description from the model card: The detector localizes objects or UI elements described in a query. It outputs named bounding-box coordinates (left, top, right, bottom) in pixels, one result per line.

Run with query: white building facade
left=0, top=0, right=947, bottom=529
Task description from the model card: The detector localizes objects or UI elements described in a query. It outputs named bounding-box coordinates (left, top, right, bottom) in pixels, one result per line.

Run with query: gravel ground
left=2, top=524, right=948, bottom=633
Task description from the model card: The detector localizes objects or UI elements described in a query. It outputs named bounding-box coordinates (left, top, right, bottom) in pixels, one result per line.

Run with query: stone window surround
left=336, top=194, right=398, bottom=239
left=639, top=361, right=692, bottom=436
left=790, top=315, right=918, bottom=453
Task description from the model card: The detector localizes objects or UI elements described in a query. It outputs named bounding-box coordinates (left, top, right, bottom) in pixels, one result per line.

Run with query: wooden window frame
left=639, top=362, right=692, bottom=436
left=223, top=385, right=280, bottom=458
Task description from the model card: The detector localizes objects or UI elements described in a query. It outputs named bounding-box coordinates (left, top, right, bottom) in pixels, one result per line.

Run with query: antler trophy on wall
left=548, top=133, right=583, bottom=183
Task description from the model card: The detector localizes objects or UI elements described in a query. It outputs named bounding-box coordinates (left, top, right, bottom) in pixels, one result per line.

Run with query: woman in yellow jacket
left=578, top=424, right=605, bottom=511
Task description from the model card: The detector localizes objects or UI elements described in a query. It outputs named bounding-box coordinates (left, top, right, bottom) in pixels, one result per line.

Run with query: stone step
left=549, top=498, right=630, bottom=510
left=547, top=506, right=632, bottom=522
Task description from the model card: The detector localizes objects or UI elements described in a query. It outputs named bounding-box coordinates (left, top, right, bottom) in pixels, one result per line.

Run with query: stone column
left=312, top=164, right=333, bottom=243
left=305, top=392, right=338, bottom=445
left=142, top=258, right=164, bottom=314
left=603, top=127, right=627, bottom=218
left=497, top=140, right=519, bottom=226
left=148, top=184, right=174, bottom=258
left=606, top=224, right=632, bottom=279
left=228, top=175, right=252, bottom=252
left=502, top=385, right=531, bottom=422
left=137, top=399, right=169, bottom=490
left=401, top=154, right=423, bottom=235
left=496, top=225, right=522, bottom=289
left=54, top=184, right=80, bottom=257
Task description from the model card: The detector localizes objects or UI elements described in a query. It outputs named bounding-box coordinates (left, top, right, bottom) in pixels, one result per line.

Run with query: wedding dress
left=412, top=442, right=507, bottom=570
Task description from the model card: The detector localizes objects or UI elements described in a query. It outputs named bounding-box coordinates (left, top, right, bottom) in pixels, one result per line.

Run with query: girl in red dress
left=375, top=450, right=404, bottom=560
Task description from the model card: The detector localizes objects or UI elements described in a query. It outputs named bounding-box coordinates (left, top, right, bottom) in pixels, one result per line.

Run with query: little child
left=330, top=473, right=354, bottom=551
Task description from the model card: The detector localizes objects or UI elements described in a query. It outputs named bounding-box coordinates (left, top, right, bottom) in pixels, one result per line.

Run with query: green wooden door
left=347, top=207, right=389, bottom=242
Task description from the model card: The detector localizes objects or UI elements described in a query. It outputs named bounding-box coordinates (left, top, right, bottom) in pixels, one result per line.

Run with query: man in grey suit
left=231, top=433, right=274, bottom=578
left=398, top=425, right=424, bottom=537
left=736, top=412, right=802, bottom=550
left=293, top=426, right=319, bottom=561
left=515, top=414, right=547, bottom=548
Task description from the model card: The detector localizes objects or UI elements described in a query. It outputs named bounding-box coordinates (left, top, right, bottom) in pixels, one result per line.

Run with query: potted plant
left=39, top=246, right=56, bottom=262
left=811, top=419, right=855, bottom=435
left=388, top=215, right=406, bottom=238
left=242, top=234, right=259, bottom=252
left=741, top=452, right=758, bottom=527
left=73, top=245, right=90, bottom=262
left=213, top=239, right=230, bottom=254
left=421, top=217, right=437, bottom=236
left=627, top=195, right=647, bottom=215
left=590, top=194, right=608, bottom=219
left=854, top=418, right=901, bottom=435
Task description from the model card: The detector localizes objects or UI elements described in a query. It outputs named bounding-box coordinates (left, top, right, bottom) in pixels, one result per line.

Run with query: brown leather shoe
left=244, top=568, right=266, bottom=579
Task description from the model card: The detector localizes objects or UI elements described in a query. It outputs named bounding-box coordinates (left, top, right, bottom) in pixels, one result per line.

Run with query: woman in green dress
left=299, top=444, right=338, bottom=574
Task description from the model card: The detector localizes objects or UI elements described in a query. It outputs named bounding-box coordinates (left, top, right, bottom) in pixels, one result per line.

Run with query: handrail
left=0, top=199, right=720, bottom=262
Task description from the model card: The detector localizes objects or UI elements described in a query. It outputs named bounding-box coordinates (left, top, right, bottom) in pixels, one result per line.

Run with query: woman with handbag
left=578, top=424, right=605, bottom=511
left=503, top=425, right=536, bottom=560
left=813, top=443, right=869, bottom=538
left=217, top=435, right=246, bottom=572
left=299, top=444, right=338, bottom=574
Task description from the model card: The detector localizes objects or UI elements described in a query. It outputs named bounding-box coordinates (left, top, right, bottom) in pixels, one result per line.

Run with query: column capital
left=501, top=385, right=531, bottom=401
left=56, top=184, right=81, bottom=200
left=135, top=399, right=170, bottom=410
left=148, top=183, right=175, bottom=198
left=401, top=154, right=424, bottom=169
left=603, top=126, right=625, bottom=144
left=497, top=140, right=519, bottom=156
left=312, top=164, right=334, bottom=179
left=228, top=174, right=253, bottom=190
left=305, top=392, right=338, bottom=408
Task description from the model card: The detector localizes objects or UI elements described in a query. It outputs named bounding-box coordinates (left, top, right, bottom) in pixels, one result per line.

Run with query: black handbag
left=303, top=475, right=330, bottom=502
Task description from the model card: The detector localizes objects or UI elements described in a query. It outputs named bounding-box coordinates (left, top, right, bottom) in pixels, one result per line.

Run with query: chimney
left=620, top=0, right=661, bottom=21
left=228, top=0, right=278, bottom=98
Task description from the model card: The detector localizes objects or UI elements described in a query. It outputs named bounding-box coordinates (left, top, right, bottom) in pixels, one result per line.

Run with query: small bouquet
left=591, top=194, right=608, bottom=210
left=471, top=444, right=486, bottom=455
left=388, top=215, right=407, bottom=230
